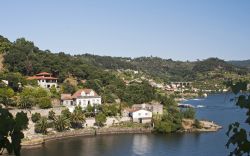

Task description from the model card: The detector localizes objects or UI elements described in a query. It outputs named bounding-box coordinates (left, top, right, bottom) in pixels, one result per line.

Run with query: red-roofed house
left=27, top=72, right=58, bottom=88
left=61, top=89, right=102, bottom=110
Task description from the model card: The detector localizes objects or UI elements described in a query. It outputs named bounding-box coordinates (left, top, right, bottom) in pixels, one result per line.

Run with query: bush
left=34, top=117, right=48, bottom=134
left=31, top=112, right=41, bottom=123
left=181, top=108, right=195, bottom=119
left=48, top=110, right=56, bottom=120
left=193, top=119, right=202, bottom=129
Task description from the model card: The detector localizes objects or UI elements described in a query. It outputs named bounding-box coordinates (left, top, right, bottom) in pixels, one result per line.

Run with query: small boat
left=196, top=105, right=205, bottom=108
left=177, top=104, right=195, bottom=108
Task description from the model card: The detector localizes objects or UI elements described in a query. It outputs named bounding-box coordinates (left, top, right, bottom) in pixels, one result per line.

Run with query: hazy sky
left=1, top=0, right=250, bottom=61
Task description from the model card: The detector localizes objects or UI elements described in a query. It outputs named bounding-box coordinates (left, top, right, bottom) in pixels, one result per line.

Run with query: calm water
left=21, top=94, right=246, bottom=156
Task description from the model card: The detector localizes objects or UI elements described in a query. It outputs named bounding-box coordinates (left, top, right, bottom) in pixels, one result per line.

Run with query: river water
left=21, top=94, right=247, bottom=156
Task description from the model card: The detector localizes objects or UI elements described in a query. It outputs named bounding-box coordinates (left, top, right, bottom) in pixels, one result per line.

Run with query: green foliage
left=61, top=108, right=71, bottom=119
left=18, top=87, right=51, bottom=109
left=0, top=108, right=28, bottom=156
left=154, top=107, right=183, bottom=133
left=34, top=117, right=48, bottom=134
left=61, top=81, right=77, bottom=94
left=181, top=108, right=196, bottom=119
left=38, top=97, right=52, bottom=109
left=226, top=81, right=250, bottom=156
left=193, top=119, right=201, bottom=129
left=0, top=86, right=15, bottom=107
left=70, top=106, right=86, bottom=128
left=53, top=115, right=70, bottom=132
left=50, top=86, right=59, bottom=98
left=0, top=35, right=11, bottom=53
left=31, top=112, right=41, bottom=123
left=95, top=113, right=107, bottom=127
left=100, top=104, right=119, bottom=117
left=48, top=110, right=56, bottom=120
left=122, top=81, right=155, bottom=105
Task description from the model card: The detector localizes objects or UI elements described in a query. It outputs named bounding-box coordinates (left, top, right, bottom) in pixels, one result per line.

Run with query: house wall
left=38, top=79, right=58, bottom=88
left=152, top=105, right=163, bottom=115
left=132, top=110, right=152, bottom=122
left=62, top=100, right=74, bottom=107
left=76, top=97, right=101, bottom=109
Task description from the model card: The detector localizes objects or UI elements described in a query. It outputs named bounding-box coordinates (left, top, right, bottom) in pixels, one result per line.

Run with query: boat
left=177, top=104, right=195, bottom=108
left=196, top=105, right=205, bottom=108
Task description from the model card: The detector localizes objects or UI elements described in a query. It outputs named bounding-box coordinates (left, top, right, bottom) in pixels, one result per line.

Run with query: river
left=21, top=94, right=246, bottom=156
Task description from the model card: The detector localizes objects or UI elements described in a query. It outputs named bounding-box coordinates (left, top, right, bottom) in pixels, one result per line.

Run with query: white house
left=132, top=109, right=152, bottom=123
left=27, top=72, right=58, bottom=89
left=61, top=89, right=102, bottom=110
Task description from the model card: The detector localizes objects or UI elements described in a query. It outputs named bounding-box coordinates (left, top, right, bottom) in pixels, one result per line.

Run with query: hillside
left=228, top=60, right=250, bottom=69
left=0, top=35, right=248, bottom=85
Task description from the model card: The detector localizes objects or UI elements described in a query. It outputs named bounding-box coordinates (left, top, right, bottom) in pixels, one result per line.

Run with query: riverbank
left=181, top=119, right=222, bottom=132
left=21, top=119, right=221, bottom=149
left=21, top=127, right=153, bottom=149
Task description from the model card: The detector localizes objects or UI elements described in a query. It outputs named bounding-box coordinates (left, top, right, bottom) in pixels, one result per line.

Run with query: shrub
left=181, top=108, right=195, bottom=119
left=48, top=110, right=56, bottom=120
left=193, top=119, right=202, bottom=129
left=31, top=112, right=41, bottom=123
left=34, top=117, right=48, bottom=134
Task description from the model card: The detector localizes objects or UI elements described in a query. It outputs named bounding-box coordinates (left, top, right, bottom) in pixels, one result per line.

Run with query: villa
left=61, top=89, right=102, bottom=111
left=27, top=72, right=58, bottom=89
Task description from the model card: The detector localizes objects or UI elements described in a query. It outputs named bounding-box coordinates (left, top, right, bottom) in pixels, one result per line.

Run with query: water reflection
left=132, top=134, right=152, bottom=155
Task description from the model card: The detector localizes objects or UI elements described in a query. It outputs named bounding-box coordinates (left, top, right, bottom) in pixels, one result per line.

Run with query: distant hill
left=228, top=60, right=250, bottom=69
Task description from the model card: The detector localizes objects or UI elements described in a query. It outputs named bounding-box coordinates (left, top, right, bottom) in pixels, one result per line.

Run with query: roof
left=27, top=76, right=58, bottom=80
left=61, top=94, right=72, bottom=100
left=36, top=72, right=52, bottom=76
left=72, top=89, right=99, bottom=98
left=27, top=72, right=58, bottom=80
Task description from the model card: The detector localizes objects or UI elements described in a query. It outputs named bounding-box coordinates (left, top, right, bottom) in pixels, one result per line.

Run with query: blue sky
left=0, top=0, right=250, bottom=61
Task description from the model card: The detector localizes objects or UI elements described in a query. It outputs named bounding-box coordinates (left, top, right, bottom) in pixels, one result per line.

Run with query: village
left=1, top=71, right=223, bottom=145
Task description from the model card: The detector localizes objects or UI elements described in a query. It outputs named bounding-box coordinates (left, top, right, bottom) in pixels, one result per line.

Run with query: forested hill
left=0, top=35, right=248, bottom=82
left=228, top=60, right=250, bottom=69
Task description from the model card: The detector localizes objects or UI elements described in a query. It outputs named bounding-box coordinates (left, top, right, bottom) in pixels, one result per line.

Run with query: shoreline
left=21, top=127, right=153, bottom=149
left=21, top=120, right=222, bottom=149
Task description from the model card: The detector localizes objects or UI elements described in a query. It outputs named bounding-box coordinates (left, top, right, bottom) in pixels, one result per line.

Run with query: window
left=145, top=113, right=148, bottom=115
left=138, top=113, right=141, bottom=116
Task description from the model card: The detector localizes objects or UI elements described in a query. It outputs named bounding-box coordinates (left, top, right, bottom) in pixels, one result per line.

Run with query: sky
left=0, top=0, right=250, bottom=61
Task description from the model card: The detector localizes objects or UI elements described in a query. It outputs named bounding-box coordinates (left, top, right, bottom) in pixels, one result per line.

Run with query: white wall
left=76, top=97, right=101, bottom=109
left=132, top=110, right=152, bottom=119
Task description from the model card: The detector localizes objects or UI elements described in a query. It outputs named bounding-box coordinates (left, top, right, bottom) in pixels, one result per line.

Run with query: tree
left=38, top=97, right=52, bottom=109
left=70, top=106, right=86, bottom=128
left=225, top=81, right=250, bottom=156
left=31, top=112, right=41, bottom=123
left=0, top=107, right=28, bottom=156
left=53, top=115, right=70, bottom=132
left=95, top=113, right=107, bottom=127
left=18, top=88, right=35, bottom=109
left=35, top=117, right=48, bottom=134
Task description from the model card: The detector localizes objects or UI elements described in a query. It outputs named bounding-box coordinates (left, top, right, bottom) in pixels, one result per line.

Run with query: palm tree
left=70, top=106, right=86, bottom=128
left=35, top=117, right=48, bottom=134
left=53, top=115, right=70, bottom=132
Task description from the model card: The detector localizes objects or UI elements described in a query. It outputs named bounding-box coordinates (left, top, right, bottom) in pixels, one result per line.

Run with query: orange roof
left=61, top=94, right=72, bottom=100
left=27, top=76, right=58, bottom=80
left=36, top=72, right=52, bottom=76
left=72, top=89, right=98, bottom=98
